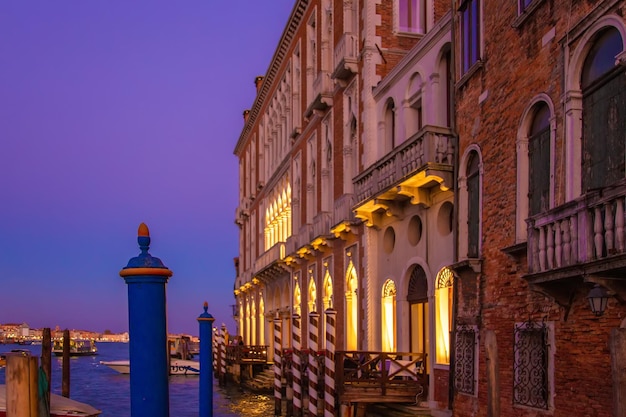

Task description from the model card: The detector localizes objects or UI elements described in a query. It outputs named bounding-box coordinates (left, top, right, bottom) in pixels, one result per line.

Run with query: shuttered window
left=467, top=151, right=480, bottom=258
left=581, top=28, right=625, bottom=192
left=529, top=103, right=550, bottom=215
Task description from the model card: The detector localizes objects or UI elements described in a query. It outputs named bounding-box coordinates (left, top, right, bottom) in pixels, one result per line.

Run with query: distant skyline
left=0, top=1, right=295, bottom=335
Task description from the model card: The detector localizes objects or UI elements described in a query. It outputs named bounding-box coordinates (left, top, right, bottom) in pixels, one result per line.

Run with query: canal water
left=0, top=342, right=274, bottom=416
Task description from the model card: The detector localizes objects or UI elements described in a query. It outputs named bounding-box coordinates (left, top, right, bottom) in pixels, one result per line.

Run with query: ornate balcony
left=353, top=126, right=455, bottom=227
left=253, top=242, right=288, bottom=280
left=332, top=33, right=359, bottom=83
left=525, top=179, right=626, bottom=306
left=331, top=193, right=357, bottom=238
left=304, top=71, right=333, bottom=118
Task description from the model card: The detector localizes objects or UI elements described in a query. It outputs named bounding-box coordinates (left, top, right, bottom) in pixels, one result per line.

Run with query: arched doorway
left=407, top=265, right=429, bottom=359
left=381, top=279, right=397, bottom=352
left=345, top=260, right=358, bottom=350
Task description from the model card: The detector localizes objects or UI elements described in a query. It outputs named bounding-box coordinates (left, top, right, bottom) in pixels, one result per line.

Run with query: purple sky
left=0, top=1, right=294, bottom=336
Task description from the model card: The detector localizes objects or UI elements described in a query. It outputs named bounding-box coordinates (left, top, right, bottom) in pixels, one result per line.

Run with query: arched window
left=384, top=99, right=396, bottom=153
left=308, top=276, right=317, bottom=314
left=381, top=279, right=397, bottom=352
left=251, top=299, right=257, bottom=345
left=259, top=296, right=265, bottom=346
left=435, top=268, right=453, bottom=364
left=323, top=270, right=333, bottom=310
left=467, top=151, right=480, bottom=257
left=581, top=27, right=625, bottom=192
left=529, top=103, right=551, bottom=216
left=345, top=260, right=358, bottom=350
left=294, top=281, right=301, bottom=316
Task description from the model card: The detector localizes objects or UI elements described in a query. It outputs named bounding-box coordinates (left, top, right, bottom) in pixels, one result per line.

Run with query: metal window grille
left=513, top=321, right=549, bottom=409
left=454, top=325, right=476, bottom=394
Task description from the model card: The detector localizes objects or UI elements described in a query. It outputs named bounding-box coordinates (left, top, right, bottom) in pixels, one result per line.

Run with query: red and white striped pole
left=308, top=311, right=320, bottom=417
left=220, top=324, right=227, bottom=386
left=212, top=327, right=218, bottom=374
left=292, top=313, right=302, bottom=417
left=324, top=309, right=336, bottom=417
left=273, top=313, right=283, bottom=416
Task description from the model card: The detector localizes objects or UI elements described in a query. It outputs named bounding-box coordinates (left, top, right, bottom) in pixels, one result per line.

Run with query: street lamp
left=587, top=284, right=609, bottom=316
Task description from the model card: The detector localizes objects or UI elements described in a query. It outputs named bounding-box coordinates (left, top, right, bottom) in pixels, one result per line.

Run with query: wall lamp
left=587, top=284, right=610, bottom=316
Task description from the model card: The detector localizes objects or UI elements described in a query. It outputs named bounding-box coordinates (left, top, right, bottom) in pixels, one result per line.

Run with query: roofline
left=233, top=0, right=309, bottom=156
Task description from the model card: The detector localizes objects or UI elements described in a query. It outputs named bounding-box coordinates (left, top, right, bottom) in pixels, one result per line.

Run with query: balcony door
left=407, top=265, right=429, bottom=360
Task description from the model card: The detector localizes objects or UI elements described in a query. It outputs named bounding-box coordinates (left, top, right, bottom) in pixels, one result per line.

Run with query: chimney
left=243, top=110, right=250, bottom=123
left=254, top=76, right=264, bottom=93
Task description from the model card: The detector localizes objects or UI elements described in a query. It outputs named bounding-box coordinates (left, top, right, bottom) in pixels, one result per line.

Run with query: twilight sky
left=0, top=1, right=294, bottom=336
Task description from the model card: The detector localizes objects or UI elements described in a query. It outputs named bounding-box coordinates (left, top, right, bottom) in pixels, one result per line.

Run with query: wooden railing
left=225, top=345, right=269, bottom=364
left=335, top=351, right=427, bottom=401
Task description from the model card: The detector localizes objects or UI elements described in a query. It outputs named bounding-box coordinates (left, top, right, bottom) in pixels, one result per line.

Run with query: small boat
left=0, top=385, right=101, bottom=417
left=52, top=339, right=98, bottom=356
left=100, top=359, right=200, bottom=375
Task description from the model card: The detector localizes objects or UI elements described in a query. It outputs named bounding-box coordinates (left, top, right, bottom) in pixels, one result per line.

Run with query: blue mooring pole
left=120, top=223, right=172, bottom=417
left=198, top=301, right=215, bottom=417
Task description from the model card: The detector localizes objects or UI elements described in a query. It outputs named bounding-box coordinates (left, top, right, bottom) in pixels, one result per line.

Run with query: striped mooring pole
left=273, top=313, right=283, bottom=416
left=219, top=324, right=227, bottom=386
left=292, top=313, right=302, bottom=417
left=198, top=302, right=215, bottom=417
left=308, top=311, right=320, bottom=417
left=324, top=309, right=336, bottom=417
left=120, top=223, right=172, bottom=417
left=212, top=327, right=218, bottom=374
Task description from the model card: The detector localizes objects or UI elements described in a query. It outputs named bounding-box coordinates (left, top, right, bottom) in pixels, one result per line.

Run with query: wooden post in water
left=41, top=328, right=52, bottom=416
left=62, top=329, right=71, bottom=398
left=6, top=351, right=39, bottom=417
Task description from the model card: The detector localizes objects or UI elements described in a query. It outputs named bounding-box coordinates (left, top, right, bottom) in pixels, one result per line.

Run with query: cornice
left=233, top=0, right=310, bottom=156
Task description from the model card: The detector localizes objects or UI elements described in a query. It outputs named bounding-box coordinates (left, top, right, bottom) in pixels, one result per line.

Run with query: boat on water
left=100, top=358, right=200, bottom=375
left=52, top=339, right=98, bottom=356
left=0, top=385, right=101, bottom=417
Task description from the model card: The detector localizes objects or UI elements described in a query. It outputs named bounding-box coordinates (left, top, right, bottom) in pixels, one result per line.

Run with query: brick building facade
left=451, top=0, right=626, bottom=416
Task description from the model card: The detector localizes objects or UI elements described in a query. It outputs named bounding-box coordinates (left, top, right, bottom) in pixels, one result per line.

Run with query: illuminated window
left=259, top=296, right=265, bottom=346
left=251, top=299, right=257, bottom=345
left=294, top=281, right=302, bottom=316
left=345, top=260, right=358, bottom=350
left=381, top=279, right=397, bottom=352
left=245, top=301, right=251, bottom=345
left=435, top=268, right=453, bottom=364
left=308, top=271, right=317, bottom=314
left=323, top=270, right=333, bottom=310
left=264, top=185, right=292, bottom=250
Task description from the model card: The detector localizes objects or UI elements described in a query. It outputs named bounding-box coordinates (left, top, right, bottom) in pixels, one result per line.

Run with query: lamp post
left=587, top=284, right=609, bottom=316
